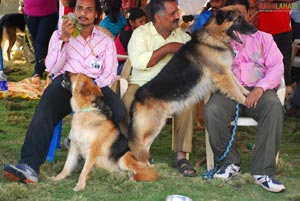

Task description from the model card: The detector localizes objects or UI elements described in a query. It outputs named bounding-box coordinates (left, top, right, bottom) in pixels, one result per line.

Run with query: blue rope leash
left=202, top=103, right=240, bottom=180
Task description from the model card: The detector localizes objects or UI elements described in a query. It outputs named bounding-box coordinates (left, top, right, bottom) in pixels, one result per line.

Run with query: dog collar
left=75, top=107, right=98, bottom=113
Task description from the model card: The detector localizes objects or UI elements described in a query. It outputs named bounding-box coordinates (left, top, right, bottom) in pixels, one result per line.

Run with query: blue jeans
left=24, top=13, right=58, bottom=77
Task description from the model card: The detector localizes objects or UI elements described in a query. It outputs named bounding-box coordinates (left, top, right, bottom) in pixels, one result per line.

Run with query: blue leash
left=202, top=103, right=240, bottom=180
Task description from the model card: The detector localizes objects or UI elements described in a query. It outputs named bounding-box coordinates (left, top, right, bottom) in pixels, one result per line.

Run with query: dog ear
left=215, top=10, right=231, bottom=25
left=78, top=82, right=92, bottom=96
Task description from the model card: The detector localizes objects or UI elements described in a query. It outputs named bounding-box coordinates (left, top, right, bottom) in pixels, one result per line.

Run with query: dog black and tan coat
left=0, top=13, right=25, bottom=60
left=53, top=72, right=158, bottom=191
left=127, top=7, right=257, bottom=163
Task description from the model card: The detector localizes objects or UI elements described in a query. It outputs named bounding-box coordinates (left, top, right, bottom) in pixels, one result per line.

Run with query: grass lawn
left=0, top=57, right=300, bottom=201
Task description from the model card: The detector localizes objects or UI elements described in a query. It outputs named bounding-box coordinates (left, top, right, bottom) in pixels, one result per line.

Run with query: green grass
left=0, top=58, right=300, bottom=201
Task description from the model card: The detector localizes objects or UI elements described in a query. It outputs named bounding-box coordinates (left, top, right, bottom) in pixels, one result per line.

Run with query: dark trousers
left=19, top=75, right=125, bottom=174
left=292, top=82, right=300, bottom=107
left=204, top=90, right=283, bottom=176
left=24, top=13, right=58, bottom=77
left=291, top=19, right=300, bottom=40
left=273, top=31, right=293, bottom=86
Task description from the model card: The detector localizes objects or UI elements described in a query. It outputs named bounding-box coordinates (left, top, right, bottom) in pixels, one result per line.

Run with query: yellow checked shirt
left=127, top=22, right=191, bottom=87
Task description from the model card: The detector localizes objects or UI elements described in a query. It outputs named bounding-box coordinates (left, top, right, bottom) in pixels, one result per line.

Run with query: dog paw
left=238, top=96, right=247, bottom=105
left=73, top=183, right=86, bottom=191
left=52, top=175, right=64, bottom=181
left=243, top=89, right=250, bottom=96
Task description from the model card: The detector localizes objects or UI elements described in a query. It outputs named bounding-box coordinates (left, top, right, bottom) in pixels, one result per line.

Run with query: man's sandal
left=176, top=159, right=197, bottom=177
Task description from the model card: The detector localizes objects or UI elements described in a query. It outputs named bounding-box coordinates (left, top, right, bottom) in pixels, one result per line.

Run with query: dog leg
left=73, top=151, right=97, bottom=191
left=6, top=28, right=17, bottom=61
left=118, top=152, right=158, bottom=181
left=53, top=141, right=79, bottom=181
left=212, top=72, right=247, bottom=105
left=128, top=102, right=168, bottom=163
left=231, top=73, right=250, bottom=96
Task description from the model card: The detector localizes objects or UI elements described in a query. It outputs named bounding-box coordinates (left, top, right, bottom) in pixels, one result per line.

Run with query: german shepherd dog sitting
left=53, top=72, right=158, bottom=191
left=127, top=7, right=257, bottom=163
left=0, top=13, right=25, bottom=60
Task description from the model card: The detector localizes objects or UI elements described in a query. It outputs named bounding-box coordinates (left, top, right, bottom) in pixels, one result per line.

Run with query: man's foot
left=31, top=74, right=41, bottom=85
left=176, top=159, right=197, bottom=177
left=254, top=175, right=285, bottom=193
left=214, top=163, right=241, bottom=180
left=3, top=163, right=38, bottom=184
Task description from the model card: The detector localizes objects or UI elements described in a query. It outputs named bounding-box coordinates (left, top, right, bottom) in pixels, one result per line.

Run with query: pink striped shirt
left=45, top=26, right=118, bottom=88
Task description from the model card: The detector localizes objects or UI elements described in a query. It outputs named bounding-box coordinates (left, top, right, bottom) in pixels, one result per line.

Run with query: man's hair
left=149, top=0, right=176, bottom=22
left=224, top=0, right=249, bottom=10
left=69, top=0, right=102, bottom=24
left=103, top=0, right=122, bottom=23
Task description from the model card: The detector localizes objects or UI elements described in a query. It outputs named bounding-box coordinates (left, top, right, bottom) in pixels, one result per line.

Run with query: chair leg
left=205, top=129, right=214, bottom=170
left=46, top=120, right=62, bottom=162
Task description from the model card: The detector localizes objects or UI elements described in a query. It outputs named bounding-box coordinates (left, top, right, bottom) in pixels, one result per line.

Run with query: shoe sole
left=255, top=180, right=285, bottom=193
left=3, top=166, right=35, bottom=184
left=214, top=172, right=241, bottom=180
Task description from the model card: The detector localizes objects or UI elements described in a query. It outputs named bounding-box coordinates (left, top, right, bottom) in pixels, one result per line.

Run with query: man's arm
left=147, top=42, right=184, bottom=67
left=45, top=31, right=68, bottom=74
left=45, top=16, right=75, bottom=74
left=128, top=25, right=190, bottom=70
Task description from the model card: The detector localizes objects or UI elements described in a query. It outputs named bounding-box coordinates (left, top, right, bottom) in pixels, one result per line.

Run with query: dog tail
left=133, top=167, right=159, bottom=181
left=120, top=152, right=158, bottom=181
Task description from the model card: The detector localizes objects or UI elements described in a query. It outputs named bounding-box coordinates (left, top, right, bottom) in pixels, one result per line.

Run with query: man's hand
left=245, top=87, right=264, bottom=108
left=60, top=16, right=76, bottom=42
left=165, top=42, right=184, bottom=54
left=147, top=42, right=184, bottom=67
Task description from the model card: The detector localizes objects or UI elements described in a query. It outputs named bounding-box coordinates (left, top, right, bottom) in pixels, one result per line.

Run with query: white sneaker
left=3, top=163, right=38, bottom=184
left=214, top=164, right=241, bottom=180
left=254, top=175, right=285, bottom=193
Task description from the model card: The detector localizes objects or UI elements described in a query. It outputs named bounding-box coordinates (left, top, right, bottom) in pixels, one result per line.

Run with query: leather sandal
left=176, top=159, right=197, bottom=177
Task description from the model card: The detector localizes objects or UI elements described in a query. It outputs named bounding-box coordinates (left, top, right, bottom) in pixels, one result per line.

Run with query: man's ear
left=129, top=19, right=134, bottom=27
left=154, top=13, right=161, bottom=23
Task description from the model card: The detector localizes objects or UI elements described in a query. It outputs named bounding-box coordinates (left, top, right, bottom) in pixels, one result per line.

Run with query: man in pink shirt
left=3, top=0, right=125, bottom=184
left=204, top=0, right=285, bottom=193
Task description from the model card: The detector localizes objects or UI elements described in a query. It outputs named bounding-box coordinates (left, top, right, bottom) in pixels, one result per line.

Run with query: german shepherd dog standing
left=0, top=13, right=25, bottom=60
left=53, top=72, right=158, bottom=191
left=127, top=7, right=257, bottom=163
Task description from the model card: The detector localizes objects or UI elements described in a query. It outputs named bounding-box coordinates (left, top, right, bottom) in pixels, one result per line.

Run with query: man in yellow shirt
left=122, top=0, right=196, bottom=176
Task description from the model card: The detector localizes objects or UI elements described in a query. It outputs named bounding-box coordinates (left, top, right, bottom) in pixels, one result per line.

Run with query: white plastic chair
left=205, top=77, right=286, bottom=170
